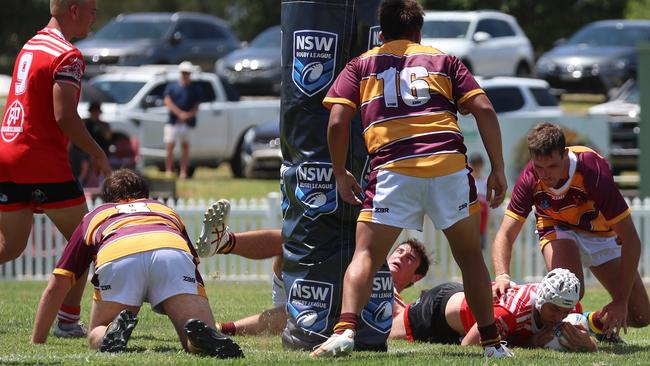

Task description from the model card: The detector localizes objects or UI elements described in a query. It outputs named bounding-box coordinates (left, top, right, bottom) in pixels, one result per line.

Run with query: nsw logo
left=367, top=25, right=382, bottom=50
left=287, top=279, right=333, bottom=334
left=292, top=30, right=337, bottom=96
left=295, top=162, right=337, bottom=220
left=361, top=271, right=394, bottom=334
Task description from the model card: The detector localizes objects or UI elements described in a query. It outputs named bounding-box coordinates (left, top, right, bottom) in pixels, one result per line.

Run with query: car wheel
left=515, top=62, right=532, bottom=77
left=231, top=129, right=254, bottom=178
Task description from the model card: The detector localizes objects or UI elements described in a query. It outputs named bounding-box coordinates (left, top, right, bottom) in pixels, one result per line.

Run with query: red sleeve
left=493, top=305, right=517, bottom=338
left=322, top=56, right=361, bottom=109
left=53, top=49, right=85, bottom=89
left=506, top=162, right=536, bottom=221
left=579, top=151, right=630, bottom=224
left=53, top=223, right=95, bottom=285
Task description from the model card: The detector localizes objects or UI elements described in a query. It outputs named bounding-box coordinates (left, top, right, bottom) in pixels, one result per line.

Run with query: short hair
left=101, top=169, right=149, bottom=203
left=88, top=101, right=101, bottom=112
left=50, top=0, right=87, bottom=16
left=527, top=122, right=566, bottom=158
left=379, top=0, right=424, bottom=41
left=398, top=238, right=430, bottom=278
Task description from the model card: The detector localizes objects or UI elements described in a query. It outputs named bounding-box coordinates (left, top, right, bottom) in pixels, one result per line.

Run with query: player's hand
left=92, top=152, right=112, bottom=178
left=600, top=299, right=628, bottom=337
left=492, top=276, right=513, bottom=300
left=528, top=325, right=554, bottom=348
left=560, top=322, right=597, bottom=352
left=486, top=169, right=507, bottom=208
left=335, top=170, right=362, bottom=205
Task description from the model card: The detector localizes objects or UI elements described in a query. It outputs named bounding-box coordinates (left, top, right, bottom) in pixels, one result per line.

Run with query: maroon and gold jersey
left=53, top=199, right=203, bottom=287
left=323, top=40, right=484, bottom=178
left=507, top=147, right=630, bottom=246
left=0, top=27, right=85, bottom=183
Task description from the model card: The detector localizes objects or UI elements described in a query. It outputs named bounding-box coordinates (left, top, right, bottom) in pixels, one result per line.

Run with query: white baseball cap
left=178, top=61, right=194, bottom=73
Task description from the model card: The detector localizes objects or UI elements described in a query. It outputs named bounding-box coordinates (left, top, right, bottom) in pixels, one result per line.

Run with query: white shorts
left=163, top=123, right=191, bottom=144
left=358, top=168, right=479, bottom=231
left=94, top=248, right=205, bottom=313
left=551, top=228, right=622, bottom=267
left=271, top=272, right=287, bottom=307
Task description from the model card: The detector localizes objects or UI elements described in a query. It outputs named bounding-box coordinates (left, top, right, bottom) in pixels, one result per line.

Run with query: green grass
left=0, top=281, right=648, bottom=365
left=143, top=165, right=281, bottom=200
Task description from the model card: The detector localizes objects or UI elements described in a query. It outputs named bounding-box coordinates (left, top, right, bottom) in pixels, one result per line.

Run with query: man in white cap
left=163, top=61, right=202, bottom=179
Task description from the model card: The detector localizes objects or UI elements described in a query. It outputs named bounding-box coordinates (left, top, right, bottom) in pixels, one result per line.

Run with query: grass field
left=0, top=281, right=647, bottom=365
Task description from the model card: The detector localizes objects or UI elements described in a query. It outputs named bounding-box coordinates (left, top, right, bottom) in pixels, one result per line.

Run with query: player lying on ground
left=31, top=169, right=243, bottom=359
left=492, top=122, right=650, bottom=341
left=197, top=206, right=597, bottom=351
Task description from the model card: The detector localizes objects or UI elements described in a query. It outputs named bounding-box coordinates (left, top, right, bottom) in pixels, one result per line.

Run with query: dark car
left=535, top=20, right=650, bottom=94
left=76, top=12, right=240, bottom=77
left=216, top=25, right=281, bottom=95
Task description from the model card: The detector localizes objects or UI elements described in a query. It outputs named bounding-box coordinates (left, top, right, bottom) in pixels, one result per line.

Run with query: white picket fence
left=2, top=194, right=650, bottom=285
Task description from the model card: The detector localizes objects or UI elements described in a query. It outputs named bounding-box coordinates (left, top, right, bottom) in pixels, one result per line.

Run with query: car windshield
left=93, top=19, right=172, bottom=40
left=249, top=26, right=281, bottom=48
left=566, top=24, right=650, bottom=47
left=422, top=20, right=470, bottom=39
left=88, top=80, right=146, bottom=104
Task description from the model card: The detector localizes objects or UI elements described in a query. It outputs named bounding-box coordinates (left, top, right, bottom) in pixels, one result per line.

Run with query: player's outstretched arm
left=31, top=275, right=73, bottom=343
left=491, top=216, right=525, bottom=298
left=462, top=94, right=506, bottom=208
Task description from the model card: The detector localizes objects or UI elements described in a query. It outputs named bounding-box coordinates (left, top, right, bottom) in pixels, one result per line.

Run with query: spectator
left=164, top=61, right=201, bottom=179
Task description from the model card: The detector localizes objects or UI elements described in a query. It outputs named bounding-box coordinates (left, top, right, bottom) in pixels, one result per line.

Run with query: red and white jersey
left=459, top=283, right=582, bottom=346
left=0, top=27, right=85, bottom=183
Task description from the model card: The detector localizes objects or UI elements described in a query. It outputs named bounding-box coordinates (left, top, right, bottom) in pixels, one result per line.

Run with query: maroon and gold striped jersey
left=53, top=199, right=202, bottom=286
left=323, top=40, right=484, bottom=178
left=506, top=147, right=630, bottom=245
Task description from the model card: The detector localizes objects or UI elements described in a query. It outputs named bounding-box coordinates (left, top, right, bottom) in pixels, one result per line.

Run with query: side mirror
left=553, top=38, right=566, bottom=47
left=473, top=31, right=491, bottom=43
left=170, top=32, right=183, bottom=45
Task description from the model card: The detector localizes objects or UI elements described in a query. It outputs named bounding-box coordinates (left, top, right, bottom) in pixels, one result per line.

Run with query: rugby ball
left=297, top=310, right=318, bottom=328
left=563, top=313, right=589, bottom=332
left=544, top=323, right=568, bottom=351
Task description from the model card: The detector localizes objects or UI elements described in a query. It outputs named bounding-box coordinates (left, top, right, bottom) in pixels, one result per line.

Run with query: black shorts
left=405, top=282, right=464, bottom=344
left=0, top=180, right=85, bottom=213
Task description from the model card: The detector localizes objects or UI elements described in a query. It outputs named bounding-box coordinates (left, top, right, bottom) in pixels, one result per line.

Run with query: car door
left=472, top=19, right=518, bottom=76
left=189, top=79, right=230, bottom=160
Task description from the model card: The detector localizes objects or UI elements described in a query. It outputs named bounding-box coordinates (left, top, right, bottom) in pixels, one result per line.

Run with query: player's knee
left=0, top=244, right=24, bottom=263
left=628, top=312, right=650, bottom=328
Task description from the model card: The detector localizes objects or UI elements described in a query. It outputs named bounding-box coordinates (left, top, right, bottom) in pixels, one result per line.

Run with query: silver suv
left=421, top=10, right=534, bottom=77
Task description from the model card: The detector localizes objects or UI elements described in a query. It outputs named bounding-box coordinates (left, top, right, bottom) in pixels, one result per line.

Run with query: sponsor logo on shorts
left=367, top=25, right=381, bottom=50
left=0, top=193, right=7, bottom=203
left=1, top=100, right=25, bottom=143
left=183, top=276, right=196, bottom=283
left=99, top=285, right=111, bottom=291
left=374, top=207, right=389, bottom=213
left=31, top=189, right=47, bottom=204
left=295, top=161, right=337, bottom=220
left=458, top=202, right=468, bottom=211
left=287, top=279, right=333, bottom=334
left=292, top=30, right=337, bottom=96
left=361, top=271, right=394, bottom=334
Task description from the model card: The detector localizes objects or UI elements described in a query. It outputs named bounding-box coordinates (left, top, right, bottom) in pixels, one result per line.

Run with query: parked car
left=0, top=74, right=10, bottom=111
left=78, top=65, right=280, bottom=177
left=241, top=76, right=561, bottom=178
left=588, top=79, right=640, bottom=174
left=76, top=12, right=240, bottom=77
left=536, top=20, right=650, bottom=94
left=216, top=25, right=281, bottom=96
left=421, top=10, right=534, bottom=77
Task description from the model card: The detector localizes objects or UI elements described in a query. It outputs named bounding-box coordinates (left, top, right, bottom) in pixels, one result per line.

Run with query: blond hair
left=50, top=0, right=87, bottom=16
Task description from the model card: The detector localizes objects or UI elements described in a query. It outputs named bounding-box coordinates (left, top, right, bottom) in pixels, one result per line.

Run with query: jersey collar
left=546, top=150, right=577, bottom=196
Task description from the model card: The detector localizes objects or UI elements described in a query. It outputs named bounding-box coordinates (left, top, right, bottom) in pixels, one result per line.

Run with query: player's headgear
left=535, top=268, right=580, bottom=311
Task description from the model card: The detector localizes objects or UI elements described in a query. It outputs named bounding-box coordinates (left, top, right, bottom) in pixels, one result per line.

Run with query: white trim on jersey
left=31, top=34, right=73, bottom=52
left=22, top=44, right=62, bottom=57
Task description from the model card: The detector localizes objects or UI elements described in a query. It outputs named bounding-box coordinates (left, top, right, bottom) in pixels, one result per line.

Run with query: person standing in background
left=164, top=61, right=201, bottom=179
